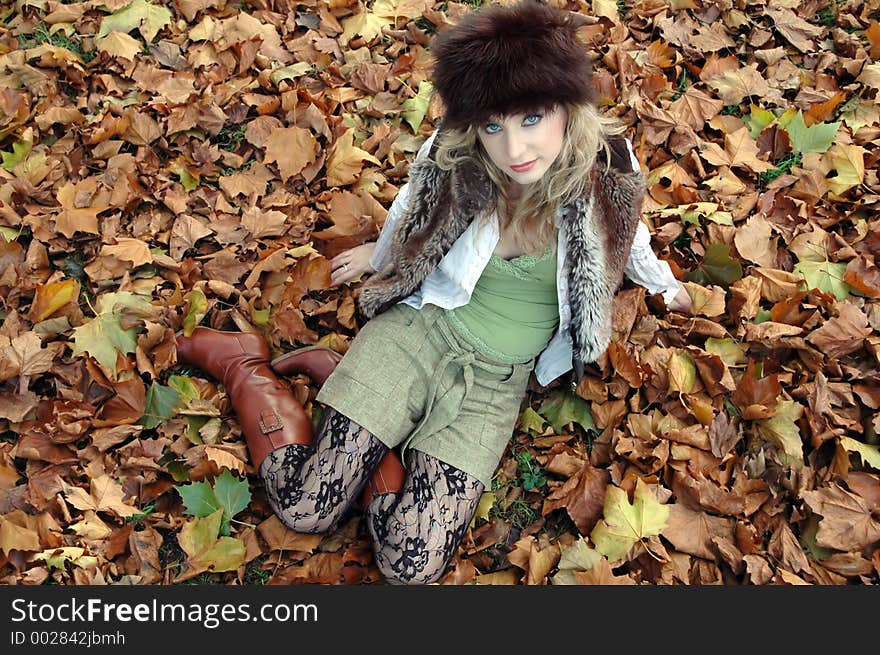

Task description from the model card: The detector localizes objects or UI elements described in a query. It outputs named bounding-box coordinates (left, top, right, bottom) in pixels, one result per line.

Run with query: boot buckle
left=258, top=410, right=283, bottom=434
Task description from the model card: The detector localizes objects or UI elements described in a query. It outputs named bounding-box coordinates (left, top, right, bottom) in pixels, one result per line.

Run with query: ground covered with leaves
left=1, top=0, right=879, bottom=586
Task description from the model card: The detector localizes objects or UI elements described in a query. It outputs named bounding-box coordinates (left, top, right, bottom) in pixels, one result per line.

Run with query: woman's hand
left=330, top=243, right=377, bottom=286
left=666, top=282, right=692, bottom=313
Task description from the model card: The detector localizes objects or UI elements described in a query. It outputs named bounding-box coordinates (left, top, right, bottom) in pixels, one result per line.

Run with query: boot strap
left=258, top=409, right=283, bottom=434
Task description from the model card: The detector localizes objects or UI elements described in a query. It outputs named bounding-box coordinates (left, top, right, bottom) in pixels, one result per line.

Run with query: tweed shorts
left=315, top=303, right=535, bottom=486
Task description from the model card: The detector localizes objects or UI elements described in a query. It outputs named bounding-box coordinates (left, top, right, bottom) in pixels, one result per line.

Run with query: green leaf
left=705, top=337, right=747, bottom=367
left=537, top=389, right=595, bottom=434
left=840, top=437, right=880, bottom=471
left=97, top=0, right=172, bottom=43
left=591, top=479, right=669, bottom=562
left=755, top=400, right=805, bottom=467
left=792, top=259, right=851, bottom=301
left=176, top=479, right=221, bottom=519
left=167, top=374, right=201, bottom=406
left=783, top=110, right=840, bottom=154
left=178, top=508, right=246, bottom=573
left=550, top=538, right=603, bottom=585
left=71, top=291, right=154, bottom=379
left=519, top=406, right=547, bottom=434
left=401, top=81, right=434, bottom=134
left=140, top=382, right=181, bottom=429
left=212, top=470, right=251, bottom=536
left=699, top=243, right=743, bottom=287
left=1, top=136, right=32, bottom=172
left=745, top=104, right=778, bottom=138
left=181, top=287, right=207, bottom=336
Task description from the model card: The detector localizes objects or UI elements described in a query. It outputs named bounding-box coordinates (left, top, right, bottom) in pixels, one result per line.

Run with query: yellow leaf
left=29, top=279, right=79, bottom=322
left=96, top=31, right=143, bottom=60
left=668, top=350, right=697, bottom=395
left=825, top=143, right=865, bottom=196
left=591, top=479, right=670, bottom=562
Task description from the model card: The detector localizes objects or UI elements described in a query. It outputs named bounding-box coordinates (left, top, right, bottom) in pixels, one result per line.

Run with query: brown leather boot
left=271, top=346, right=343, bottom=385
left=175, top=327, right=313, bottom=469
left=359, top=448, right=405, bottom=508
left=270, top=342, right=405, bottom=507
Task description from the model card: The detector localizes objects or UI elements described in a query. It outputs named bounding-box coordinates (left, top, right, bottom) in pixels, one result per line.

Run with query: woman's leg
left=365, top=449, right=483, bottom=585
left=259, top=406, right=388, bottom=533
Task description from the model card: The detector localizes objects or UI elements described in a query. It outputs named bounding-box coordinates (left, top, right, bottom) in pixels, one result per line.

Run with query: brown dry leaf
left=806, top=302, right=871, bottom=360
left=764, top=6, right=825, bottom=53
left=699, top=126, right=774, bottom=174
left=731, top=360, right=782, bottom=420
left=264, top=126, right=317, bottom=181
left=326, top=128, right=381, bottom=187
left=802, top=484, right=880, bottom=552
left=54, top=179, right=110, bottom=239
left=0, top=511, right=42, bottom=554
left=257, top=515, right=322, bottom=553
left=62, top=474, right=139, bottom=518
left=734, top=215, right=777, bottom=267
left=541, top=461, right=610, bottom=535
left=572, top=557, right=637, bottom=585
left=705, top=63, right=772, bottom=105
left=662, top=503, right=735, bottom=560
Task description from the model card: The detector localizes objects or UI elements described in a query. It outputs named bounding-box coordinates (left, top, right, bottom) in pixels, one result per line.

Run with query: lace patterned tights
left=258, top=406, right=483, bottom=584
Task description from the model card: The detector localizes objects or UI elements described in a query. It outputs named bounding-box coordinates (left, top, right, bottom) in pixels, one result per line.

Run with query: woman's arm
left=330, top=131, right=438, bottom=286
left=622, top=138, right=691, bottom=312
left=624, top=221, right=691, bottom=312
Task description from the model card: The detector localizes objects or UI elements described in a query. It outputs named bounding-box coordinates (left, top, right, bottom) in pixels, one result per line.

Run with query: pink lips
left=510, top=160, right=536, bottom=173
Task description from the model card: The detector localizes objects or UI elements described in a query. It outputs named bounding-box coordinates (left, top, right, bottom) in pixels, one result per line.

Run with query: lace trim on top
left=488, top=241, right=555, bottom=281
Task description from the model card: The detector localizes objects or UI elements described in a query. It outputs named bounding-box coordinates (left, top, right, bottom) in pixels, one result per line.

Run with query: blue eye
left=523, top=114, right=543, bottom=126
left=484, top=122, right=502, bottom=134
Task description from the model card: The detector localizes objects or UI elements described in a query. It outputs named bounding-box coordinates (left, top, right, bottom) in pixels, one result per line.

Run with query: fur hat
left=431, top=0, right=596, bottom=129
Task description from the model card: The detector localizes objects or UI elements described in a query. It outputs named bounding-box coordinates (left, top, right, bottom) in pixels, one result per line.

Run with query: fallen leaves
left=1, top=0, right=878, bottom=588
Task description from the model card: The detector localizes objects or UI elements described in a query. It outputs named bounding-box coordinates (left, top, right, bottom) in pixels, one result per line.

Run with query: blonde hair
left=434, top=103, right=628, bottom=256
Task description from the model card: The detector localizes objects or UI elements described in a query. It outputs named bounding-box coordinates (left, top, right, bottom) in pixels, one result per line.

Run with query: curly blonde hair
left=434, top=103, right=628, bottom=256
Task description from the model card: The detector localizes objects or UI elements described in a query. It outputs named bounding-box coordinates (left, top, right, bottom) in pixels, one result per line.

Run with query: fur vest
left=357, top=133, right=647, bottom=381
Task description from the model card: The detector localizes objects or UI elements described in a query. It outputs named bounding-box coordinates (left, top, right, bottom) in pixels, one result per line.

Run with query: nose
left=502, top=130, right=527, bottom=162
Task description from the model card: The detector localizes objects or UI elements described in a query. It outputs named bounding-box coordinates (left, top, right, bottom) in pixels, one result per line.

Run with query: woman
left=176, top=0, right=689, bottom=584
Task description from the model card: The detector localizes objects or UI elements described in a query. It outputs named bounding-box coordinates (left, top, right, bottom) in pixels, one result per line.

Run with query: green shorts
left=315, top=303, right=535, bottom=487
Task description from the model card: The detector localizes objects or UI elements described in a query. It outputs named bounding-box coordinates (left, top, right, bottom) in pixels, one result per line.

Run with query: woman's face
left=475, top=105, right=568, bottom=187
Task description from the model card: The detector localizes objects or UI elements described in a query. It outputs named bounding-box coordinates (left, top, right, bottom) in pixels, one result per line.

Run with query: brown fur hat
left=431, top=0, right=595, bottom=129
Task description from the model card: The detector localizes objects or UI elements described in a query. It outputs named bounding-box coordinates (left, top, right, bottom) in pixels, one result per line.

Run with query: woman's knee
left=373, top=546, right=450, bottom=585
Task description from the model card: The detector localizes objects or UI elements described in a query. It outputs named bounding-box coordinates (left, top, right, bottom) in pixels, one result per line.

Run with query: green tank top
left=446, top=242, right=559, bottom=363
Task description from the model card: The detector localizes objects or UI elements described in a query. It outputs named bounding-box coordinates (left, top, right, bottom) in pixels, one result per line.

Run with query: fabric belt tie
left=401, top=312, right=515, bottom=459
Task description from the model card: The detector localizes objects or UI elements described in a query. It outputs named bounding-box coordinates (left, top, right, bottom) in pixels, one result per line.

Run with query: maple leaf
left=840, top=437, right=880, bottom=472
left=32, top=547, right=98, bottom=571
left=326, top=128, right=380, bottom=187
left=825, top=144, right=866, bottom=196
left=28, top=279, right=79, bottom=322
left=401, top=80, right=433, bottom=133
left=549, top=538, right=603, bottom=585
left=783, top=111, right=840, bottom=155
left=755, top=400, right=805, bottom=467
left=801, top=484, right=880, bottom=552
left=176, top=508, right=246, bottom=579
left=62, top=474, right=139, bottom=518
left=72, top=291, right=155, bottom=378
left=97, top=0, right=173, bottom=43
left=264, top=126, right=317, bottom=181
left=699, top=126, right=774, bottom=173
left=705, top=63, right=771, bottom=105
left=176, top=469, right=251, bottom=536
left=95, top=31, right=142, bottom=60
left=590, top=478, right=670, bottom=562
left=537, top=389, right=595, bottom=434
left=55, top=179, right=110, bottom=239
left=0, top=512, right=41, bottom=554
left=140, top=381, right=181, bottom=429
